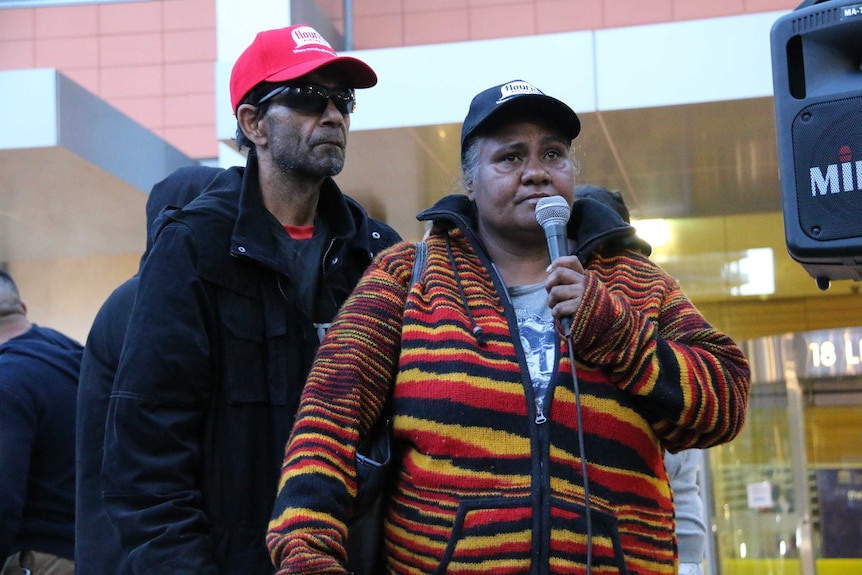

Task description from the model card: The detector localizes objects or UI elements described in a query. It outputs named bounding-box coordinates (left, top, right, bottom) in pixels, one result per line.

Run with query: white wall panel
left=0, top=69, right=58, bottom=150
left=594, top=11, right=788, bottom=110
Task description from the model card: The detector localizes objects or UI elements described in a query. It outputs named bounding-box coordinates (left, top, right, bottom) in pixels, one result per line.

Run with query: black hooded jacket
left=98, top=155, right=400, bottom=575
left=1, top=324, right=83, bottom=561
left=75, top=165, right=223, bottom=575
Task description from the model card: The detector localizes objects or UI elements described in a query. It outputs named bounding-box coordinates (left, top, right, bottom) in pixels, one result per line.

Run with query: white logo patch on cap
left=497, top=81, right=544, bottom=103
left=291, top=25, right=334, bottom=52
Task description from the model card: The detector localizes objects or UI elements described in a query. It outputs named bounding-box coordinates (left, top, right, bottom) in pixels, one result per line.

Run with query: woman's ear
left=464, top=177, right=475, bottom=199
left=237, top=104, right=267, bottom=146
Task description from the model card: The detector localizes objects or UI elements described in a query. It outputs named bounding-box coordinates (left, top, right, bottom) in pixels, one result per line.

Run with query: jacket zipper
left=535, top=396, right=548, bottom=424
left=534, top=338, right=564, bottom=575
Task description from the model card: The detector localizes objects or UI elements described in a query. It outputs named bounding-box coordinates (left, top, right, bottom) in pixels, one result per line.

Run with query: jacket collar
left=231, top=150, right=374, bottom=270
left=417, top=194, right=651, bottom=261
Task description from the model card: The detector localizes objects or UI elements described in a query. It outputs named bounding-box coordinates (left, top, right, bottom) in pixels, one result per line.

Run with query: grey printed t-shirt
left=509, top=282, right=556, bottom=422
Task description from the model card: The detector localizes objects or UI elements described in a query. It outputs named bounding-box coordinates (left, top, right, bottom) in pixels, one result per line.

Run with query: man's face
left=260, top=69, right=353, bottom=179
left=468, top=119, right=575, bottom=249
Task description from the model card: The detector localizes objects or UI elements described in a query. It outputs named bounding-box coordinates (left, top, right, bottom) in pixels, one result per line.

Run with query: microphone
left=535, top=195, right=571, bottom=263
left=535, top=196, right=573, bottom=335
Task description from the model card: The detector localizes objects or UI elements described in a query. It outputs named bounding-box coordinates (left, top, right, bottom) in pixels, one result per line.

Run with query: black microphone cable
left=565, top=328, right=592, bottom=575
left=536, top=196, right=593, bottom=574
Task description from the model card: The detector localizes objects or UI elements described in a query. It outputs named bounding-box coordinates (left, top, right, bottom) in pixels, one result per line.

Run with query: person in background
left=267, top=79, right=750, bottom=574
left=574, top=183, right=709, bottom=575
left=0, top=270, right=83, bottom=575
left=665, top=449, right=708, bottom=575
left=573, top=184, right=630, bottom=223
left=100, top=24, right=401, bottom=574
left=74, top=165, right=222, bottom=575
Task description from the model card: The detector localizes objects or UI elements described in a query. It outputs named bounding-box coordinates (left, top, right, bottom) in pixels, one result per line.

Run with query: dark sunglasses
left=256, top=84, right=356, bottom=115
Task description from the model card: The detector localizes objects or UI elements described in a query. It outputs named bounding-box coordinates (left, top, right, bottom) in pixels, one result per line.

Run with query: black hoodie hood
left=0, top=324, right=83, bottom=384
left=141, top=165, right=224, bottom=267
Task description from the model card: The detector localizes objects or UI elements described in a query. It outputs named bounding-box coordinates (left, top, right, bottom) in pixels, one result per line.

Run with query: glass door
left=706, top=328, right=862, bottom=575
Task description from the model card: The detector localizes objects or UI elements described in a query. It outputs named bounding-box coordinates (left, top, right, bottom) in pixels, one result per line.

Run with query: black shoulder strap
left=411, top=241, right=427, bottom=288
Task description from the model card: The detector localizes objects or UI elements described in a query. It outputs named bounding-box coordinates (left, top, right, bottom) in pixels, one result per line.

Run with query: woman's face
left=467, top=119, right=576, bottom=251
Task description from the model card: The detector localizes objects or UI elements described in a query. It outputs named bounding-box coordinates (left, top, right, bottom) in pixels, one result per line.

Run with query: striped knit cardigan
left=268, top=195, right=751, bottom=575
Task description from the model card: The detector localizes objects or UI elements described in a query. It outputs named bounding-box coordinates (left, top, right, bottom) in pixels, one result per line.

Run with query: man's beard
left=274, top=149, right=345, bottom=179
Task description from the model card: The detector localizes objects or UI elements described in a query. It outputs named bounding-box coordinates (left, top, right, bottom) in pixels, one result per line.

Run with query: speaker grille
left=791, top=96, right=862, bottom=242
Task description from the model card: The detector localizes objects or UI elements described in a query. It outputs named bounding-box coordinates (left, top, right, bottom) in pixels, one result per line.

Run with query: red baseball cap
left=229, top=24, right=378, bottom=114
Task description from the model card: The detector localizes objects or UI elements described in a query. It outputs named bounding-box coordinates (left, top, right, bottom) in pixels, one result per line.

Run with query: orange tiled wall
left=2, top=0, right=798, bottom=160
left=0, top=0, right=217, bottom=159
left=323, top=0, right=799, bottom=49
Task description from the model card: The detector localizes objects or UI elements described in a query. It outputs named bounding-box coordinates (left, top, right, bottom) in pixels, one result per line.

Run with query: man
left=75, top=165, right=222, bottom=575
left=0, top=270, right=83, bottom=575
left=100, top=24, right=401, bottom=574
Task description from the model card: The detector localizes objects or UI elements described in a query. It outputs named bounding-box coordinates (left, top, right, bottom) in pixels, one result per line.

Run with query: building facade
left=2, top=1, right=860, bottom=573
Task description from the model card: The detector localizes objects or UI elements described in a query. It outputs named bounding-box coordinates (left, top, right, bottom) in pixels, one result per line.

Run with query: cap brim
left=265, top=56, right=378, bottom=88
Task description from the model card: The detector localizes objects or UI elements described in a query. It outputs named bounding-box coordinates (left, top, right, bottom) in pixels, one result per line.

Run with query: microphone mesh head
left=535, top=196, right=571, bottom=227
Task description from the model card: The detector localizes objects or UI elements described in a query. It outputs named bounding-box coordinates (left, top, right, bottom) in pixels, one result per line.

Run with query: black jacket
left=0, top=325, right=82, bottom=561
left=101, top=155, right=401, bottom=575
left=75, top=165, right=223, bottom=575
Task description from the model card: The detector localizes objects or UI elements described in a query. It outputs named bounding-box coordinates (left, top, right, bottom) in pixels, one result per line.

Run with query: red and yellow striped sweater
left=268, top=202, right=750, bottom=575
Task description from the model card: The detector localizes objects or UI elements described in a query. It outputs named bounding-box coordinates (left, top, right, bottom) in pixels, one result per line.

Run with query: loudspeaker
left=771, top=0, right=862, bottom=289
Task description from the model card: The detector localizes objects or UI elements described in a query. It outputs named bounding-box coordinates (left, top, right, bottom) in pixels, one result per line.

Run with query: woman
left=267, top=80, right=751, bottom=575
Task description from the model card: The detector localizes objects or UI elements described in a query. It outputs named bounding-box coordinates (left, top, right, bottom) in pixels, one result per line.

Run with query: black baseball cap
left=460, top=80, right=581, bottom=157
